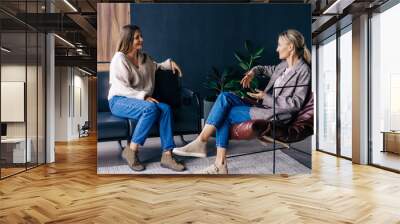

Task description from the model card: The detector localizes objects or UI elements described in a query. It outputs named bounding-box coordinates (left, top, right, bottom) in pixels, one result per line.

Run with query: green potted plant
left=203, top=67, right=238, bottom=121
left=233, top=40, right=264, bottom=95
left=202, top=40, right=265, bottom=121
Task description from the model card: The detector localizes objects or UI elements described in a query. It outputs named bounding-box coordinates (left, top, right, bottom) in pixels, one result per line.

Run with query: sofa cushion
left=152, top=70, right=181, bottom=108
left=230, top=120, right=268, bottom=140
left=97, top=72, right=111, bottom=112
left=97, top=112, right=129, bottom=140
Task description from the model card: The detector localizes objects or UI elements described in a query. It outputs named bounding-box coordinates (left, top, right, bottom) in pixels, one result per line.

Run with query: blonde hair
left=279, top=29, right=311, bottom=65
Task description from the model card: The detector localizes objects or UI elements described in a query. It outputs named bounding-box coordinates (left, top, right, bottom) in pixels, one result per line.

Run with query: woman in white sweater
left=108, top=25, right=184, bottom=172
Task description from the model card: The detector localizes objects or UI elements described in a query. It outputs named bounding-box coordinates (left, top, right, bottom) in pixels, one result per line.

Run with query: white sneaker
left=172, top=138, right=207, bottom=158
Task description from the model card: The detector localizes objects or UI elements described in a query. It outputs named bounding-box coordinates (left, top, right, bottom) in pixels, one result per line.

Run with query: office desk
left=1, top=138, right=32, bottom=164
left=381, top=131, right=400, bottom=154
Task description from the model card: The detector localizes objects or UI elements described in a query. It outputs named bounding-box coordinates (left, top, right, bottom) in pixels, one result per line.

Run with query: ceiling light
left=1, top=47, right=11, bottom=53
left=322, top=0, right=354, bottom=15
left=78, top=67, right=93, bottom=76
left=54, top=34, right=75, bottom=48
left=63, top=0, right=78, bottom=12
left=323, top=0, right=341, bottom=14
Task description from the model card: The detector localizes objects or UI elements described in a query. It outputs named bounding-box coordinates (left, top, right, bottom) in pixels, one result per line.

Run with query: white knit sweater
left=108, top=51, right=172, bottom=100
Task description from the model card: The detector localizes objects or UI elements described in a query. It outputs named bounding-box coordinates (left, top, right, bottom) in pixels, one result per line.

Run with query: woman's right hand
left=240, top=69, right=255, bottom=88
left=145, top=96, right=159, bottom=103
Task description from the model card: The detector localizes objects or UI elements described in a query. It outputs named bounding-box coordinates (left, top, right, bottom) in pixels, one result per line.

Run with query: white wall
left=54, top=66, right=69, bottom=141
left=54, top=66, right=89, bottom=141
left=77, top=71, right=89, bottom=138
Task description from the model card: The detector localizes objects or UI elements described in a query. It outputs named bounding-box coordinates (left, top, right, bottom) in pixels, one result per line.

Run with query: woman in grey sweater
left=108, top=25, right=184, bottom=172
left=173, top=29, right=311, bottom=174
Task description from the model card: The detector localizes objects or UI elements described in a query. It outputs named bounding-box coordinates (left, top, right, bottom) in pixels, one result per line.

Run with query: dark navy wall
left=131, top=3, right=311, bottom=99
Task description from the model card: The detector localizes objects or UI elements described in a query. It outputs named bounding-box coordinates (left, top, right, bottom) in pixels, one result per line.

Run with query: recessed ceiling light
left=63, top=0, right=78, bottom=12
left=54, top=34, right=75, bottom=48
left=323, top=1, right=340, bottom=14
left=78, top=67, right=93, bottom=76
left=1, top=47, right=11, bottom=53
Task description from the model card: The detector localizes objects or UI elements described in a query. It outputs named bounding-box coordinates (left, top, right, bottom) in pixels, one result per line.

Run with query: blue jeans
left=206, top=92, right=252, bottom=148
left=109, top=96, right=175, bottom=151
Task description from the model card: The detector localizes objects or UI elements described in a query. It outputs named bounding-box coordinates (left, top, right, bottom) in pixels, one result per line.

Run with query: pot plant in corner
left=202, top=40, right=265, bottom=122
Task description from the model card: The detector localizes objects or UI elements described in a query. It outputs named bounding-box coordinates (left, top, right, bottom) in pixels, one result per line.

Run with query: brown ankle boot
left=121, top=147, right=145, bottom=171
left=160, top=152, right=185, bottom=172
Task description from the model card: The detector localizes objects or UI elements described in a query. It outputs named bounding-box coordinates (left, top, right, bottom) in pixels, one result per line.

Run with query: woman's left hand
left=171, top=60, right=183, bottom=77
left=247, top=89, right=265, bottom=100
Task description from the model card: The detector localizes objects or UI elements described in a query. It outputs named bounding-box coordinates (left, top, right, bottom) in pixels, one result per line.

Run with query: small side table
left=381, top=131, right=400, bottom=154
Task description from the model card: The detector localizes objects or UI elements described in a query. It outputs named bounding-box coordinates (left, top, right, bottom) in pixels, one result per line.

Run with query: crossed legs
left=173, top=92, right=252, bottom=173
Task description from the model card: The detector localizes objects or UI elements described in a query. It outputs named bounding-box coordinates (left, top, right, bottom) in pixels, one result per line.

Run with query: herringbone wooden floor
left=1, top=135, right=400, bottom=224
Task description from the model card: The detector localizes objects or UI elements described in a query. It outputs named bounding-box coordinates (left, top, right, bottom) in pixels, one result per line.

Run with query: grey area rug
left=97, top=135, right=310, bottom=175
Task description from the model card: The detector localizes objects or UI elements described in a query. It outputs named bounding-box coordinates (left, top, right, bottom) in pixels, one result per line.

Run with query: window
left=317, top=35, right=337, bottom=154
left=339, top=26, right=352, bottom=158
left=370, top=2, right=400, bottom=171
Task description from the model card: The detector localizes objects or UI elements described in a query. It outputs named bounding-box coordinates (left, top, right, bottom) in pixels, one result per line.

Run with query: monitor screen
left=1, top=123, right=7, bottom=137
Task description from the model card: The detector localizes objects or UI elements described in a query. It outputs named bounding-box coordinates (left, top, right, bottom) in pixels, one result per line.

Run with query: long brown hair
left=279, top=29, right=311, bottom=65
left=116, top=25, right=147, bottom=63
left=117, top=25, right=140, bottom=54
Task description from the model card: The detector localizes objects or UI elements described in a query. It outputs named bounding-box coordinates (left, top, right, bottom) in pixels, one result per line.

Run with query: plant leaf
left=222, top=68, right=229, bottom=78
left=206, top=81, right=219, bottom=90
left=249, top=57, right=253, bottom=68
left=239, top=62, right=249, bottom=71
left=224, top=80, right=240, bottom=89
left=255, top=47, right=264, bottom=56
left=234, top=51, right=244, bottom=62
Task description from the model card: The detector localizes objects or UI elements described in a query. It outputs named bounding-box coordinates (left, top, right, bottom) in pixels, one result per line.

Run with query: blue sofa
left=97, top=70, right=202, bottom=149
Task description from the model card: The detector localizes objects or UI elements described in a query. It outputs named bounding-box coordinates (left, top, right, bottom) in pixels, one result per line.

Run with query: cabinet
left=382, top=131, right=400, bottom=154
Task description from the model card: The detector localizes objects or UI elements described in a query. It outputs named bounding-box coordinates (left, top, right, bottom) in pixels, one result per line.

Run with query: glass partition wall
left=0, top=1, right=46, bottom=179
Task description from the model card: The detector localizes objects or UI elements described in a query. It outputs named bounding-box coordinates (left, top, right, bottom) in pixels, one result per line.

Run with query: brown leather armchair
left=230, top=92, right=314, bottom=142
left=229, top=89, right=314, bottom=173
